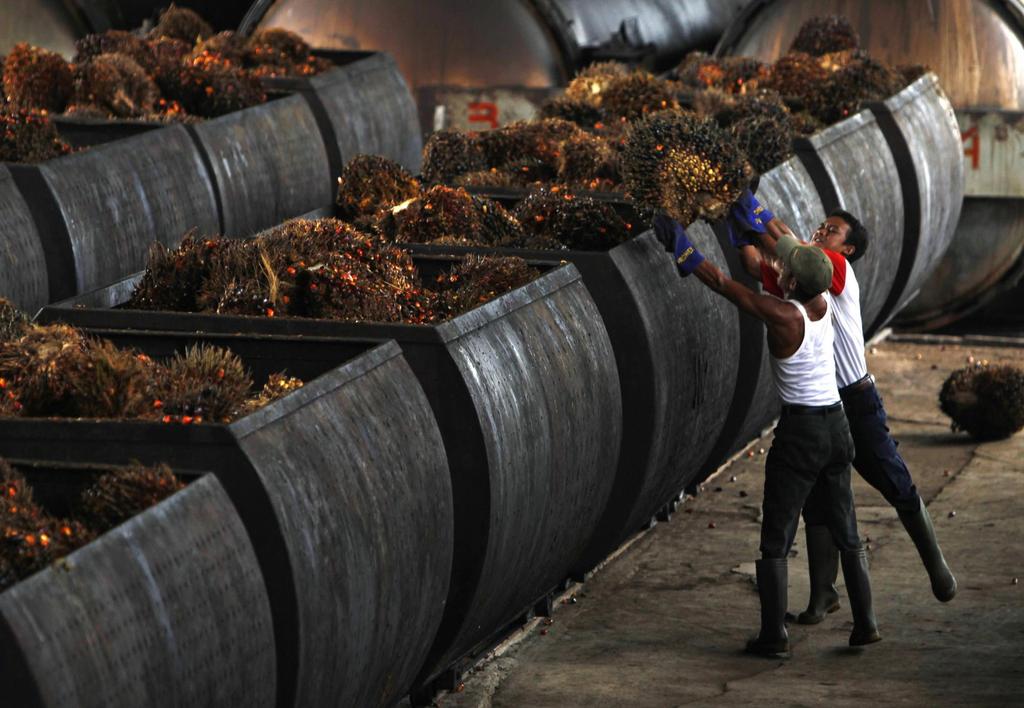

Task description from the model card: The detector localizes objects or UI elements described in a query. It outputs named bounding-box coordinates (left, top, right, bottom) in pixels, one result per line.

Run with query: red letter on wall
left=468, top=102, right=499, bottom=129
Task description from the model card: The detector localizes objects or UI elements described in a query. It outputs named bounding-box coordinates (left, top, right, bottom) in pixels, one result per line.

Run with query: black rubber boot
left=796, top=524, right=841, bottom=624
left=840, top=548, right=882, bottom=646
left=745, top=558, right=791, bottom=658
left=898, top=498, right=957, bottom=602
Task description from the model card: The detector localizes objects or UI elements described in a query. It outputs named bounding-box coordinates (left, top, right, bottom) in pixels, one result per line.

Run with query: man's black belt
left=780, top=401, right=844, bottom=416
left=839, top=373, right=875, bottom=396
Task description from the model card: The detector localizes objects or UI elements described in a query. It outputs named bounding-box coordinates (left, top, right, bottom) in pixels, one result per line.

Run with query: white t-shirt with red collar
left=760, top=248, right=868, bottom=389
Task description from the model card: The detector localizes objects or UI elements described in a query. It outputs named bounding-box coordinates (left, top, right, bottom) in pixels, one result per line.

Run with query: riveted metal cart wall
left=0, top=469, right=276, bottom=708
left=35, top=252, right=622, bottom=694
left=0, top=333, right=454, bottom=708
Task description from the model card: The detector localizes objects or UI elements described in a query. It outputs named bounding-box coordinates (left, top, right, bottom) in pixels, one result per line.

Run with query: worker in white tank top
left=769, top=296, right=840, bottom=407
left=731, top=193, right=956, bottom=623
left=651, top=213, right=877, bottom=660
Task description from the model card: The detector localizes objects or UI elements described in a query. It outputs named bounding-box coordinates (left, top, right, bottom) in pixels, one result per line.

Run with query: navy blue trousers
left=840, top=381, right=920, bottom=513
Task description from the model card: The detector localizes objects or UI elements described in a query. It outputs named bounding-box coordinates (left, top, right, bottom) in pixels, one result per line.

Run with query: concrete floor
left=439, top=340, right=1024, bottom=707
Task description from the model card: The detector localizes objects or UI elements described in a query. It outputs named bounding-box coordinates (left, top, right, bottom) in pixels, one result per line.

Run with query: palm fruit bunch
left=939, top=364, right=1024, bottom=441
left=895, top=64, right=929, bottom=86
left=239, top=373, right=304, bottom=415
left=0, top=460, right=94, bottom=591
left=556, top=131, right=621, bottom=190
left=434, top=255, right=539, bottom=318
left=68, top=53, right=160, bottom=118
left=421, top=129, right=488, bottom=185
left=2, top=43, right=73, bottom=112
left=538, top=95, right=605, bottom=130
left=384, top=185, right=524, bottom=247
left=731, top=114, right=793, bottom=173
left=268, top=222, right=436, bottom=323
left=702, top=90, right=794, bottom=173
left=0, top=106, right=71, bottom=163
left=0, top=324, right=161, bottom=419
left=511, top=186, right=632, bottom=251
left=77, top=463, right=184, bottom=531
left=0, top=299, right=30, bottom=343
left=761, top=51, right=829, bottom=110
left=621, top=110, right=752, bottom=225
left=191, top=31, right=248, bottom=64
left=789, top=15, right=860, bottom=57
left=244, top=28, right=332, bottom=78
left=677, top=53, right=768, bottom=95
left=128, top=232, right=229, bottom=312
left=807, top=51, right=902, bottom=124
left=148, top=4, right=213, bottom=44
left=564, top=61, right=631, bottom=103
left=74, top=30, right=158, bottom=74
left=132, top=218, right=436, bottom=323
left=479, top=118, right=583, bottom=174
left=0, top=318, right=301, bottom=422
left=336, top=154, right=421, bottom=227
left=157, top=344, right=252, bottom=423
left=166, top=51, right=266, bottom=117
left=565, top=63, right=678, bottom=123
left=597, top=70, right=678, bottom=121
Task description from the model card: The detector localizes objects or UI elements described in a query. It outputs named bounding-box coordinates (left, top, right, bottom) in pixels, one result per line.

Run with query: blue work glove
left=730, top=188, right=774, bottom=234
left=652, top=213, right=704, bottom=276
left=724, top=215, right=752, bottom=248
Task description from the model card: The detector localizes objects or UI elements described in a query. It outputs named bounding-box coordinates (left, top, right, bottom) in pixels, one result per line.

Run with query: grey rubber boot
left=840, top=548, right=882, bottom=646
left=898, top=497, right=957, bottom=602
left=796, top=524, right=841, bottom=624
left=745, top=558, right=791, bottom=658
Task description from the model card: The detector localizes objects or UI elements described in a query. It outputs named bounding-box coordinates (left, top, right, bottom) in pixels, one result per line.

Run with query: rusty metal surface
left=189, top=93, right=333, bottom=237
left=868, top=74, right=965, bottom=330
left=0, top=0, right=85, bottom=57
left=897, top=197, right=1024, bottom=330
left=32, top=125, right=220, bottom=295
left=0, top=474, right=276, bottom=708
left=795, top=110, right=905, bottom=335
left=0, top=166, right=48, bottom=312
left=544, top=0, right=753, bottom=70
left=715, top=0, right=1024, bottom=109
left=252, top=0, right=567, bottom=89
left=958, top=109, right=1024, bottom=197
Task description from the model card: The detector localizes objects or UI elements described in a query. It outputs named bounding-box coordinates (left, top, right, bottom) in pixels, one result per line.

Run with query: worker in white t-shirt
left=652, top=212, right=880, bottom=659
left=728, top=190, right=957, bottom=625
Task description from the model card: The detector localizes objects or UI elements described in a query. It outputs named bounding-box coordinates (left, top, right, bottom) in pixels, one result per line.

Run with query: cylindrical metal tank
left=0, top=334, right=455, bottom=708
left=0, top=473, right=276, bottom=708
left=242, top=0, right=753, bottom=130
left=715, top=0, right=1024, bottom=329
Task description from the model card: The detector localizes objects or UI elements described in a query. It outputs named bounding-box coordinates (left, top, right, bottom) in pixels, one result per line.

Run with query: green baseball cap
left=776, top=233, right=833, bottom=296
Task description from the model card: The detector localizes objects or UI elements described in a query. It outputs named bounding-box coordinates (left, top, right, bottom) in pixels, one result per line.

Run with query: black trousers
left=761, top=406, right=860, bottom=559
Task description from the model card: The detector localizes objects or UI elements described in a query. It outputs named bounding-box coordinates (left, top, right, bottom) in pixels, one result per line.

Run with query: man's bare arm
left=739, top=244, right=762, bottom=279
left=693, top=259, right=792, bottom=326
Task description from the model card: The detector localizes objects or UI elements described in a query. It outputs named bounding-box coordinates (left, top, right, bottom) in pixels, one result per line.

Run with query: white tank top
left=769, top=297, right=842, bottom=406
